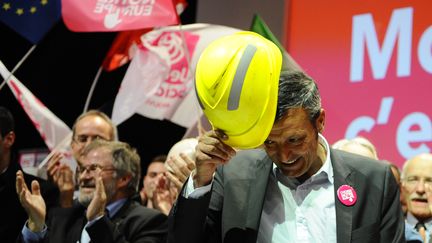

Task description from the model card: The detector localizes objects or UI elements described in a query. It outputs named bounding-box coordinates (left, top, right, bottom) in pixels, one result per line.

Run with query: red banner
left=285, top=0, right=432, bottom=167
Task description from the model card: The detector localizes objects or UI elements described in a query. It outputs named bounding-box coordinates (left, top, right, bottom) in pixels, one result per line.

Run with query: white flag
left=0, top=60, right=75, bottom=177
left=112, top=23, right=241, bottom=128
left=111, top=48, right=169, bottom=125
left=0, top=60, right=72, bottom=151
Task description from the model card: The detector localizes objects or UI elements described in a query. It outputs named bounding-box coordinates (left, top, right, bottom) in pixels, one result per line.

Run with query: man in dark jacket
left=17, top=139, right=167, bottom=242
left=0, top=106, right=58, bottom=243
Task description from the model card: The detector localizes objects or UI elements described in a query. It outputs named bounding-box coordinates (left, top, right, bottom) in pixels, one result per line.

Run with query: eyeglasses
left=402, top=176, right=432, bottom=189
left=77, top=164, right=117, bottom=175
left=73, top=135, right=108, bottom=146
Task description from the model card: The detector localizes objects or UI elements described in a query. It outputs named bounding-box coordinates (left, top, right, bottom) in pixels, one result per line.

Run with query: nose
left=84, top=137, right=94, bottom=147
left=79, top=168, right=94, bottom=181
left=415, top=180, right=426, bottom=194
left=278, top=145, right=293, bottom=163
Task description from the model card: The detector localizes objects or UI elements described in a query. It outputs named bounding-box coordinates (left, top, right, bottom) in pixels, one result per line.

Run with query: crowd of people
left=1, top=33, right=431, bottom=243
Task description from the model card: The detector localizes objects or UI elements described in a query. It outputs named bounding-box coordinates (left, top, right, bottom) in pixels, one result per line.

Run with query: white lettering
left=345, top=97, right=394, bottom=137
left=94, top=2, right=104, bottom=13
left=350, top=7, right=413, bottom=82
left=377, top=97, right=394, bottom=124
left=345, top=116, right=375, bottom=139
left=418, top=26, right=432, bottom=73
left=103, top=0, right=154, bottom=5
left=396, top=112, right=431, bottom=159
left=121, top=5, right=152, bottom=16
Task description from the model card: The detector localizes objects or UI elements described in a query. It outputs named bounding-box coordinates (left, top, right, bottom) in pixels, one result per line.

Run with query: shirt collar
left=406, top=212, right=432, bottom=230
left=106, top=198, right=127, bottom=218
left=313, top=133, right=333, bottom=184
left=272, top=133, right=334, bottom=185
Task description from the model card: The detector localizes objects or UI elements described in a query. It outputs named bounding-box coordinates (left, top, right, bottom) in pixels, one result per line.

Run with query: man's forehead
left=75, top=127, right=112, bottom=141
left=405, top=160, right=432, bottom=175
left=76, top=116, right=111, bottom=130
left=147, top=162, right=166, bottom=172
left=81, top=147, right=111, bottom=163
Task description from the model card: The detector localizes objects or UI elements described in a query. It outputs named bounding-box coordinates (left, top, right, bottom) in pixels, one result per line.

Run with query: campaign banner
left=112, top=24, right=241, bottom=127
left=62, top=0, right=179, bottom=32
left=285, top=0, right=431, bottom=166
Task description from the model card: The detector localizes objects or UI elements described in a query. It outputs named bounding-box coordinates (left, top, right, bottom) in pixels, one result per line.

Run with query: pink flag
left=111, top=23, right=241, bottom=127
left=62, top=0, right=179, bottom=32
left=0, top=60, right=71, bottom=151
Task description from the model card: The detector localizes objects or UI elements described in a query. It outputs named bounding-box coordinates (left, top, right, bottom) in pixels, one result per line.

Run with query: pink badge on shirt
left=337, top=185, right=357, bottom=206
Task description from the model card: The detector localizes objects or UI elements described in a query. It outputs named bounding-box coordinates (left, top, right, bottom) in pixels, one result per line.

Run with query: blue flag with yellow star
left=0, top=0, right=61, bottom=44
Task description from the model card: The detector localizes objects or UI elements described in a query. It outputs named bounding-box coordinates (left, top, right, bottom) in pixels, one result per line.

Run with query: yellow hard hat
left=195, top=31, right=282, bottom=149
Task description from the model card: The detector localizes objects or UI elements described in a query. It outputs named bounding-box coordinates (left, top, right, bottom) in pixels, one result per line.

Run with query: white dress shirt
left=186, top=134, right=336, bottom=243
left=257, top=134, right=336, bottom=243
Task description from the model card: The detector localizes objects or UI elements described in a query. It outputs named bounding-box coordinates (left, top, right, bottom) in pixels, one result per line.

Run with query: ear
left=3, top=131, right=15, bottom=149
left=117, top=174, right=132, bottom=189
left=315, top=109, right=326, bottom=133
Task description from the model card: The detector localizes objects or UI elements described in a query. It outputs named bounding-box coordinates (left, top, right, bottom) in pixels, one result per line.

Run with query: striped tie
left=415, top=222, right=427, bottom=242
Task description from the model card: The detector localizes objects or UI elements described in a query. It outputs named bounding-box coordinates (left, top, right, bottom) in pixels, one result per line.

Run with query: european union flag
left=0, top=0, right=61, bottom=44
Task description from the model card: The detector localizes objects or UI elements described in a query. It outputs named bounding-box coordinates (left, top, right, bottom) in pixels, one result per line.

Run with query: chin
left=78, top=193, right=93, bottom=207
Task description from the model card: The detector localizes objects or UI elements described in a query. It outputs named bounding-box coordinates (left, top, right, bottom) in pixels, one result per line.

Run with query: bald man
left=402, top=153, right=432, bottom=243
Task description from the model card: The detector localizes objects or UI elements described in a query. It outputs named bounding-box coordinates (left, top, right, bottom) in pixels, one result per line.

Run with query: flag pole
left=83, top=65, right=103, bottom=113
left=0, top=44, right=37, bottom=91
left=37, top=132, right=73, bottom=169
left=177, top=21, right=205, bottom=137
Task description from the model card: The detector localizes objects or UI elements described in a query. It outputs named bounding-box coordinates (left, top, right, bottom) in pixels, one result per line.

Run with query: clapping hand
left=47, top=151, right=75, bottom=207
left=166, top=153, right=196, bottom=191
left=16, top=170, right=46, bottom=232
left=152, top=174, right=173, bottom=215
left=86, top=176, right=107, bottom=221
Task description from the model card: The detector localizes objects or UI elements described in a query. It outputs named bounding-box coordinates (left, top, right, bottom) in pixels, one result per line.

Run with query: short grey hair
left=82, top=140, right=141, bottom=194
left=401, top=153, right=432, bottom=180
left=72, top=110, right=118, bottom=141
left=276, top=71, right=322, bottom=123
left=332, top=136, right=378, bottom=159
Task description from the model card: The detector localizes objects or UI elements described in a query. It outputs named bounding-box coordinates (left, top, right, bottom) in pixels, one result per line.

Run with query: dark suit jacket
left=0, top=161, right=58, bottom=243
left=168, top=148, right=405, bottom=243
left=28, top=198, right=168, bottom=243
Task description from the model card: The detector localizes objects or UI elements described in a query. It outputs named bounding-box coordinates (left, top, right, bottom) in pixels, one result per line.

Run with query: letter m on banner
left=350, top=7, right=413, bottom=82
left=62, top=0, right=179, bottom=32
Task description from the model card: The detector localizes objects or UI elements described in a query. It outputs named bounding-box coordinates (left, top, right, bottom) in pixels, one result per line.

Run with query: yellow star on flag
left=41, top=0, right=48, bottom=5
left=2, top=3, right=11, bottom=10
left=16, top=8, right=24, bottom=15
left=30, top=6, right=37, bottom=13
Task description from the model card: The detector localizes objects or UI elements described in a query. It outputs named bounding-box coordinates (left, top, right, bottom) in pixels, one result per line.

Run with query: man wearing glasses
left=17, top=139, right=168, bottom=243
left=47, top=110, right=117, bottom=208
left=402, top=153, right=432, bottom=243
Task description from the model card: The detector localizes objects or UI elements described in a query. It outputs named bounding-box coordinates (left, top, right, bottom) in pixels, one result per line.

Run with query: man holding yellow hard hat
left=168, top=31, right=404, bottom=243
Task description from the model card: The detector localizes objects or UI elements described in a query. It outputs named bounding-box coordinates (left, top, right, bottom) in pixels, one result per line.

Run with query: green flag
left=250, top=14, right=302, bottom=71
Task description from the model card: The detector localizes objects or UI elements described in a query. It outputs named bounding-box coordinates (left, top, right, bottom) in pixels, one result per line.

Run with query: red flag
left=62, top=0, right=179, bottom=32
left=102, top=29, right=151, bottom=72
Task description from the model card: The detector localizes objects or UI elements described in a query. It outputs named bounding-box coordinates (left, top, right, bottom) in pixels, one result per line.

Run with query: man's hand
left=166, top=153, right=196, bottom=191
left=152, top=175, right=173, bottom=215
left=194, top=130, right=236, bottom=188
left=47, top=152, right=75, bottom=207
left=86, top=176, right=107, bottom=221
left=16, top=170, right=46, bottom=232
